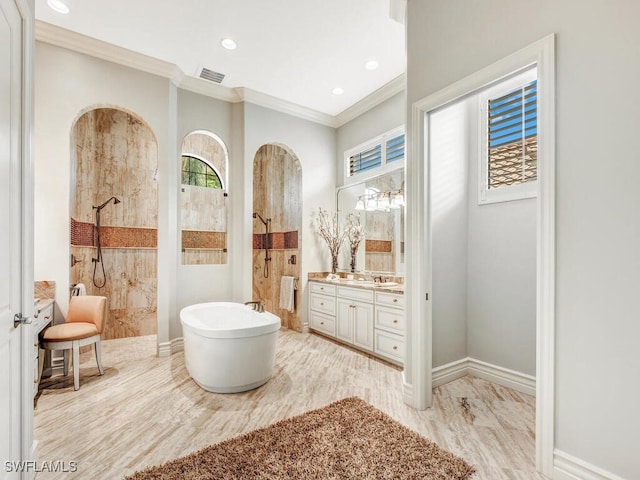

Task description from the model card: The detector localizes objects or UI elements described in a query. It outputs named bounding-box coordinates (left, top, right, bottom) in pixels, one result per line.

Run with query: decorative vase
left=331, top=254, right=338, bottom=274
left=350, top=252, right=357, bottom=273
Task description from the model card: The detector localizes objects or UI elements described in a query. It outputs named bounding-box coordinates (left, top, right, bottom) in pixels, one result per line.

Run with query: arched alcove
left=70, top=107, right=158, bottom=339
left=180, top=130, right=229, bottom=265
left=252, top=143, right=302, bottom=331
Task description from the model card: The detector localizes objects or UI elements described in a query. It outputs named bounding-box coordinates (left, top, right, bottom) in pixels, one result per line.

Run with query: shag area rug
left=125, top=397, right=475, bottom=479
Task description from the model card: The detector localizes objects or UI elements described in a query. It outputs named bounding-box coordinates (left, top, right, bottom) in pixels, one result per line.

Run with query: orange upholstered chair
left=40, top=295, right=107, bottom=390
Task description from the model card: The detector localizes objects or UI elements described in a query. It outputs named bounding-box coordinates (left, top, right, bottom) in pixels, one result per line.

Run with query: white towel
left=279, top=276, right=296, bottom=312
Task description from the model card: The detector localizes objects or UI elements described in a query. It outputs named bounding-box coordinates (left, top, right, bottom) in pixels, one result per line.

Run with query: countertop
left=308, top=277, right=404, bottom=295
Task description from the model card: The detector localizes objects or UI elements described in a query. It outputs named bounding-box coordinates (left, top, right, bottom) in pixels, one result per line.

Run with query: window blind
left=487, top=80, right=537, bottom=188
left=348, top=144, right=382, bottom=176
left=386, top=134, right=405, bottom=163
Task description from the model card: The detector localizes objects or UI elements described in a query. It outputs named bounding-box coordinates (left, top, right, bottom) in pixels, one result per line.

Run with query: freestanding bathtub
left=180, top=302, right=281, bottom=393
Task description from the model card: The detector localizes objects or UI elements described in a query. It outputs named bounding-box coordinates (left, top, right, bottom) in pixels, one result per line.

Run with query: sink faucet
left=244, top=300, right=265, bottom=313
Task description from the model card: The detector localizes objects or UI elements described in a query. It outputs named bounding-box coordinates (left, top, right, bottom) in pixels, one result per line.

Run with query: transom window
left=345, top=127, right=405, bottom=180
left=479, top=68, right=537, bottom=204
left=181, top=155, right=223, bottom=189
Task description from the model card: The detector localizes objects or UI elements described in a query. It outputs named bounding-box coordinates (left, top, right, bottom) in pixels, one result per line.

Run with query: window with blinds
left=386, top=134, right=405, bottom=163
left=346, top=129, right=405, bottom=178
left=487, top=80, right=537, bottom=189
left=348, top=144, right=382, bottom=176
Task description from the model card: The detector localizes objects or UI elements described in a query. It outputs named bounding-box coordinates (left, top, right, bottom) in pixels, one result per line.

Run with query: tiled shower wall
left=70, top=108, right=158, bottom=340
left=181, top=132, right=227, bottom=264
left=253, top=144, right=302, bottom=331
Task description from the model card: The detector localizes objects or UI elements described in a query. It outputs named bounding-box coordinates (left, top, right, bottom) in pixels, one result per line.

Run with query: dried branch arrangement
left=315, top=208, right=347, bottom=273
left=347, top=213, right=365, bottom=258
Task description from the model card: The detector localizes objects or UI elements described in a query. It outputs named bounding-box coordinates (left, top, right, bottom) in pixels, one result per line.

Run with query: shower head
left=94, top=196, right=121, bottom=211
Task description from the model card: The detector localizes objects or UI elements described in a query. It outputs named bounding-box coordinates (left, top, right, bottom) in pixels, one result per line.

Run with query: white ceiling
left=35, top=0, right=406, bottom=117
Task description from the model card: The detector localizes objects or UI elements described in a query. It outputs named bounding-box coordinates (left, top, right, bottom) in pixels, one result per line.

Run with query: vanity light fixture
left=355, top=189, right=404, bottom=212
left=220, top=38, right=237, bottom=50
left=332, top=87, right=344, bottom=95
left=47, top=0, right=70, bottom=14
left=355, top=198, right=365, bottom=211
left=365, top=60, right=379, bottom=70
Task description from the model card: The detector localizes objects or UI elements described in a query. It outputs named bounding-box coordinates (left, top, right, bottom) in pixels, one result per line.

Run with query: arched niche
left=252, top=143, right=302, bottom=331
left=69, top=106, right=158, bottom=339
left=180, top=130, right=229, bottom=265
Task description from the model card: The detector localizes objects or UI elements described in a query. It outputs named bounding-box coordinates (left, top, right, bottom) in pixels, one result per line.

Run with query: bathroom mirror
left=337, top=168, right=405, bottom=274
left=180, top=131, right=229, bottom=265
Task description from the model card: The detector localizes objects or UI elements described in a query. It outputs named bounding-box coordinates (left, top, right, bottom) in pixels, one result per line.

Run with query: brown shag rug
left=125, top=397, right=475, bottom=480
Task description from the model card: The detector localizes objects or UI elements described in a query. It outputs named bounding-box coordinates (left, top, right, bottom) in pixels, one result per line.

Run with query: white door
left=0, top=0, right=28, bottom=477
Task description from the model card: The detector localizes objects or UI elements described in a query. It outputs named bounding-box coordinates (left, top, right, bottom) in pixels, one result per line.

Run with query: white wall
left=407, top=1, right=640, bottom=477
left=175, top=89, right=234, bottom=336
left=34, top=42, right=175, bottom=345
left=243, top=103, right=336, bottom=327
left=465, top=92, right=536, bottom=375
left=429, top=100, right=469, bottom=367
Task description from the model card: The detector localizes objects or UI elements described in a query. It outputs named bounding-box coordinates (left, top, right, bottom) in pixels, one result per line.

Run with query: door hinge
left=425, top=293, right=429, bottom=301
left=14, top=312, right=30, bottom=328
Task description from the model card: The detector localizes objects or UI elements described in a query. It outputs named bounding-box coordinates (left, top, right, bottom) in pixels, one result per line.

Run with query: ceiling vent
left=199, top=67, right=225, bottom=84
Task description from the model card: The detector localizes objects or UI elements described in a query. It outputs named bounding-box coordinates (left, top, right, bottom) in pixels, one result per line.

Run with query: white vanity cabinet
left=336, top=287, right=374, bottom=351
left=309, top=281, right=404, bottom=365
left=373, top=291, right=405, bottom=364
left=309, top=282, right=336, bottom=336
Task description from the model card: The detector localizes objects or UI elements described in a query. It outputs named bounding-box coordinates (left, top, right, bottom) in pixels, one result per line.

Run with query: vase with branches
left=315, top=208, right=347, bottom=274
left=346, top=213, right=365, bottom=273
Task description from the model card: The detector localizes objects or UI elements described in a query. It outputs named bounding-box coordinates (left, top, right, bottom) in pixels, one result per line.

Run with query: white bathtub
left=180, top=302, right=281, bottom=393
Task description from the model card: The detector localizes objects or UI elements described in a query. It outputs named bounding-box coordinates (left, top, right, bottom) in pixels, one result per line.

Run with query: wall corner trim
left=553, top=450, right=628, bottom=480
left=158, top=337, right=184, bottom=357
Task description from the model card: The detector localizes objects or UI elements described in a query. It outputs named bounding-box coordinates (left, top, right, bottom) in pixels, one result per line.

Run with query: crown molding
left=236, top=87, right=336, bottom=127
left=35, top=20, right=180, bottom=80
left=334, top=74, right=406, bottom=127
left=35, top=21, right=406, bottom=129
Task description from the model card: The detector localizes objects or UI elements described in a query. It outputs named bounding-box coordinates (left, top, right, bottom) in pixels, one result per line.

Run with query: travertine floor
left=34, top=330, right=544, bottom=479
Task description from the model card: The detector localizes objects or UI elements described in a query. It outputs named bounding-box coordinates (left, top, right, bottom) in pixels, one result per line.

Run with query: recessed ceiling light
left=365, top=60, right=379, bottom=70
left=220, top=38, right=237, bottom=50
left=332, top=87, right=344, bottom=95
left=47, top=0, right=70, bottom=14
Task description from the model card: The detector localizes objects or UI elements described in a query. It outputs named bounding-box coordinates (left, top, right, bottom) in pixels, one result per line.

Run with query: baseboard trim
left=432, top=357, right=536, bottom=397
left=553, top=449, right=627, bottom=480
left=432, top=358, right=469, bottom=388
left=158, top=337, right=184, bottom=357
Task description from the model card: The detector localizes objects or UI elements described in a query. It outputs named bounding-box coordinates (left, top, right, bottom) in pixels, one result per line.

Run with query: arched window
left=181, top=154, right=223, bottom=189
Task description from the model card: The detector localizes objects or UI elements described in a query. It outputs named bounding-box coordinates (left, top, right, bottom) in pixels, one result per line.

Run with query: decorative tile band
left=71, top=218, right=158, bottom=248
left=181, top=230, right=227, bottom=250
left=365, top=239, right=393, bottom=253
left=253, top=231, right=299, bottom=250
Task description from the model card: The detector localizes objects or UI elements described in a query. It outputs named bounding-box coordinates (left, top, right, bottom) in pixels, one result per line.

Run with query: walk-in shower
left=253, top=212, right=271, bottom=278
left=92, top=196, right=121, bottom=288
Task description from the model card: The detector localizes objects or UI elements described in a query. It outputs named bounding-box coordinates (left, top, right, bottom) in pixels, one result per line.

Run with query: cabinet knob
left=33, top=379, right=38, bottom=384
left=393, top=319, right=398, bottom=324
left=44, top=315, right=51, bottom=320
left=33, top=342, right=38, bottom=347
left=393, top=346, right=398, bottom=350
left=320, top=321, right=324, bottom=325
left=320, top=302, right=324, bottom=306
left=393, top=299, right=398, bottom=303
left=320, top=287, right=324, bottom=290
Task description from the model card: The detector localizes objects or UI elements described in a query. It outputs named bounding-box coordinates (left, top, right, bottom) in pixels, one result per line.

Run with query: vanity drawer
left=310, top=282, right=336, bottom=296
left=310, top=311, right=336, bottom=337
left=375, top=305, right=405, bottom=334
left=310, top=292, right=336, bottom=315
left=375, top=291, right=404, bottom=308
left=337, top=286, right=374, bottom=303
left=374, top=330, right=404, bottom=364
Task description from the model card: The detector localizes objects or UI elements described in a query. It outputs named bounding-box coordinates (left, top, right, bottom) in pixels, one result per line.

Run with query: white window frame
left=344, top=126, right=405, bottom=184
left=478, top=68, right=537, bottom=205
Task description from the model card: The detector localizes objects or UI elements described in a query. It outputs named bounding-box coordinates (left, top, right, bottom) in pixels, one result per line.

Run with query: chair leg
left=63, top=349, right=70, bottom=377
left=72, top=341, right=80, bottom=391
left=95, top=340, right=104, bottom=376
